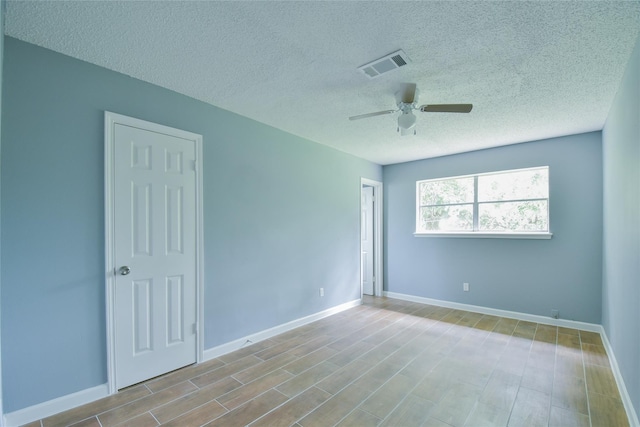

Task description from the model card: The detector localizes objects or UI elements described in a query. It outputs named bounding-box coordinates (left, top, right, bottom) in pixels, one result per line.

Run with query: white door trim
left=360, top=178, right=383, bottom=297
left=104, top=112, right=204, bottom=394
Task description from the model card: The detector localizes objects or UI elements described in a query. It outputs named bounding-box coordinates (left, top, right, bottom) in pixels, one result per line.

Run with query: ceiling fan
left=348, top=83, right=472, bottom=136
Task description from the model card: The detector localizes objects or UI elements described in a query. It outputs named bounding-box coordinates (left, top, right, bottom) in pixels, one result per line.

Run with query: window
left=416, top=166, right=550, bottom=238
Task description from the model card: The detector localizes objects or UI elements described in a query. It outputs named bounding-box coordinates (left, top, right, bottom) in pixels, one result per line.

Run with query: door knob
left=119, top=266, right=131, bottom=276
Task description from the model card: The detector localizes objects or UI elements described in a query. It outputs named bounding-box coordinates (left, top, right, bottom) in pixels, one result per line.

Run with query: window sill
left=413, top=232, right=553, bottom=240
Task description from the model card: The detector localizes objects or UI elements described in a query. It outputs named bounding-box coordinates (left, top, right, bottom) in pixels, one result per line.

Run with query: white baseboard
left=3, top=384, right=109, bottom=427
left=599, top=328, right=640, bottom=427
left=203, top=299, right=362, bottom=361
left=384, top=291, right=639, bottom=426
left=383, top=291, right=601, bottom=332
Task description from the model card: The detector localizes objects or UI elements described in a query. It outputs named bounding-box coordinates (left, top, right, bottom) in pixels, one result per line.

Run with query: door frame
left=360, top=178, right=383, bottom=297
left=104, top=111, right=205, bottom=394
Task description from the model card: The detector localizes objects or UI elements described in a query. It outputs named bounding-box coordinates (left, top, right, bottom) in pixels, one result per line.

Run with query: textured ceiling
left=5, top=1, right=640, bottom=165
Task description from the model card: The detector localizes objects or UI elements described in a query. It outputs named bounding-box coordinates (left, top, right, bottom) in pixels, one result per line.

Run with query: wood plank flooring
left=25, top=296, right=629, bottom=427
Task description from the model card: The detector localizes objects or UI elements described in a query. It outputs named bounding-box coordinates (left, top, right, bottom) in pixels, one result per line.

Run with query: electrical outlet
left=551, top=309, right=559, bottom=319
left=463, top=282, right=470, bottom=292
left=319, top=287, right=324, bottom=297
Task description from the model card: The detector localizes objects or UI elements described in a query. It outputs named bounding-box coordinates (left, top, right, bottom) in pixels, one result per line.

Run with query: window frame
left=414, top=166, right=553, bottom=239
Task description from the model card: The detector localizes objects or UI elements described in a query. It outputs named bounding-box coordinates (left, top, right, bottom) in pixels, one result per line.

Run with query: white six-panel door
left=108, top=116, right=200, bottom=390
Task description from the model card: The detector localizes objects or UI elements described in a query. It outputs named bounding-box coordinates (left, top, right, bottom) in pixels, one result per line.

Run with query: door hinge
left=191, top=160, right=197, bottom=172
left=192, top=323, right=198, bottom=334
left=373, top=276, right=376, bottom=283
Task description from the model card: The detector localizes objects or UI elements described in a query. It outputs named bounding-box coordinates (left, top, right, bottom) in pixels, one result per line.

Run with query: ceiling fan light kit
left=397, top=103, right=417, bottom=135
left=348, top=84, right=473, bottom=136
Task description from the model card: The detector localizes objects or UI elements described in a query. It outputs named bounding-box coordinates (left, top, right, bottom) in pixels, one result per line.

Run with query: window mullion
left=478, top=197, right=548, bottom=205
left=420, top=201, right=476, bottom=209
left=473, top=176, right=479, bottom=231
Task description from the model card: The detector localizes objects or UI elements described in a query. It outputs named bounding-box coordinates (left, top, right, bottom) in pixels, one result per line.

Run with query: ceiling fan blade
left=420, top=104, right=473, bottom=113
left=348, top=110, right=397, bottom=121
left=398, top=83, right=418, bottom=104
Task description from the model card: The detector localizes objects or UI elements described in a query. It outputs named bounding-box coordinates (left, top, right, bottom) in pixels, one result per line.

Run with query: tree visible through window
left=416, top=167, right=549, bottom=233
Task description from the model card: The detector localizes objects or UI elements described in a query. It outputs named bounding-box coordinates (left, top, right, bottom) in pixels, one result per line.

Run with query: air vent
left=358, top=50, right=410, bottom=79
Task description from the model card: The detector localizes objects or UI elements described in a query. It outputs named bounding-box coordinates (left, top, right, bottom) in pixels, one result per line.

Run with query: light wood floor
left=26, top=296, right=629, bottom=427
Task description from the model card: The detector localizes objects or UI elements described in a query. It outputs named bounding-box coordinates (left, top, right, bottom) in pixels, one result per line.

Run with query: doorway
left=104, top=112, right=204, bottom=392
left=360, top=178, right=383, bottom=297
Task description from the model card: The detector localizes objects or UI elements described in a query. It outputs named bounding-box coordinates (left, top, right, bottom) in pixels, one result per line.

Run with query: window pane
left=419, top=177, right=474, bottom=206
left=479, top=201, right=548, bottom=231
left=478, top=168, right=548, bottom=202
left=419, top=205, right=473, bottom=231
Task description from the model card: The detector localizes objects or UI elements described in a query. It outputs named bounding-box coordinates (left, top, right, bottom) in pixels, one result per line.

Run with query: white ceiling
left=4, top=1, right=640, bottom=165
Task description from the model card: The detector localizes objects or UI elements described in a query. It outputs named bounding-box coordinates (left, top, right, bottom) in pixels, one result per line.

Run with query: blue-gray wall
left=0, top=37, right=381, bottom=413
left=602, top=34, right=640, bottom=416
left=383, top=133, right=603, bottom=323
